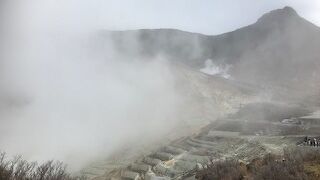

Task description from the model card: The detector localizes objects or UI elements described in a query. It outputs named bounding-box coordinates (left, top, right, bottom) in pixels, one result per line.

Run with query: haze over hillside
left=100, top=7, right=320, bottom=103
left=1, top=3, right=320, bottom=178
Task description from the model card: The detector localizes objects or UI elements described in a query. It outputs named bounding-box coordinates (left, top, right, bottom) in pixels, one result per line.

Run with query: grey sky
left=4, top=0, right=320, bottom=35
left=22, top=0, right=318, bottom=35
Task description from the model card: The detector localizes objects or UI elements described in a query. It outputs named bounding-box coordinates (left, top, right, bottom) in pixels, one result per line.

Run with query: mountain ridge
left=99, top=6, right=320, bottom=101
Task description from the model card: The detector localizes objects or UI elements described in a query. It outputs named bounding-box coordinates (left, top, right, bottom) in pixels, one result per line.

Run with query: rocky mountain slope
left=81, top=7, right=320, bottom=179
left=99, top=7, right=320, bottom=102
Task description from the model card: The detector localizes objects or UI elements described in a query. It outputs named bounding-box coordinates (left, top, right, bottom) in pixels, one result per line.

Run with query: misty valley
left=1, top=2, right=320, bottom=180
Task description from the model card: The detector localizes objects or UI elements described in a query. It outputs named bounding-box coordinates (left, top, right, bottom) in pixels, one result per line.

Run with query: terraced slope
left=100, top=126, right=298, bottom=180
left=81, top=103, right=320, bottom=180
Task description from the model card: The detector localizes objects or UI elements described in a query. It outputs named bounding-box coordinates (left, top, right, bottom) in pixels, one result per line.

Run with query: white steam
left=200, top=59, right=232, bottom=79
left=0, top=0, right=183, bottom=171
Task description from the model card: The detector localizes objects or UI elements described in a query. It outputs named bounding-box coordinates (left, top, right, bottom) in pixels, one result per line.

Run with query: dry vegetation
left=0, top=152, right=84, bottom=180
left=195, top=159, right=246, bottom=180
left=196, top=147, right=320, bottom=180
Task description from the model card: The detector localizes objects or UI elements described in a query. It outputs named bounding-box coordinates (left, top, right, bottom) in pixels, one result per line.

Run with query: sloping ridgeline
left=99, top=6, right=320, bottom=102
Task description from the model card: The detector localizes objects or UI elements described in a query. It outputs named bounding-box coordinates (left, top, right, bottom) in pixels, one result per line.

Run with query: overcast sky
left=3, top=0, right=320, bottom=35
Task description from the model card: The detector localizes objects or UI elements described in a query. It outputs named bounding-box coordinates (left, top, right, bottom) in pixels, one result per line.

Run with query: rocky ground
left=80, top=102, right=320, bottom=180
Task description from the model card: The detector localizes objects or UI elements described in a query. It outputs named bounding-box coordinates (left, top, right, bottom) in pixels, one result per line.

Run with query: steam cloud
left=0, top=0, right=183, bottom=171
left=200, top=59, right=232, bottom=79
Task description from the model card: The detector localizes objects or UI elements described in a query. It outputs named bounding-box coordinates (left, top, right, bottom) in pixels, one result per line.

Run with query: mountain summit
left=257, top=6, right=298, bottom=23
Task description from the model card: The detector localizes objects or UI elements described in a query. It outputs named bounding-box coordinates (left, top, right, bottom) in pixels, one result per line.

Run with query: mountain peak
left=257, top=6, right=299, bottom=24
left=282, top=6, right=298, bottom=15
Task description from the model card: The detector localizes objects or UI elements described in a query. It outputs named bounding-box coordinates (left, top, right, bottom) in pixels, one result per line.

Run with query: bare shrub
left=0, top=152, right=85, bottom=180
left=253, top=154, right=307, bottom=180
left=196, top=159, right=245, bottom=180
left=287, top=147, right=320, bottom=163
left=196, top=147, right=320, bottom=180
left=252, top=148, right=311, bottom=180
